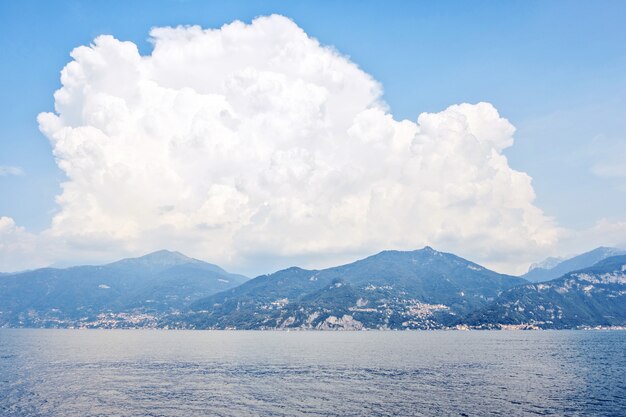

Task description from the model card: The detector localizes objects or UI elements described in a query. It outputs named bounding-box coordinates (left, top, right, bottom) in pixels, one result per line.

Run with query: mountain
left=5, top=246, right=622, bottom=330
left=0, top=250, right=247, bottom=328
left=464, top=255, right=626, bottom=329
left=170, top=247, right=527, bottom=330
left=523, top=247, right=626, bottom=282
left=528, top=256, right=564, bottom=272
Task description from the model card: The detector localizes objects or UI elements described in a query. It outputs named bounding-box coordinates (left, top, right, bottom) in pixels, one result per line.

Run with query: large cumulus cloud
left=26, top=15, right=561, bottom=274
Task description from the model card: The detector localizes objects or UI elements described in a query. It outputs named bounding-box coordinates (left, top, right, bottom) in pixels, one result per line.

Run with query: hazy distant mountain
left=465, top=255, right=626, bottom=329
left=522, top=247, right=626, bottom=282
left=172, top=247, right=526, bottom=330
left=0, top=250, right=247, bottom=328
left=528, top=256, right=564, bottom=272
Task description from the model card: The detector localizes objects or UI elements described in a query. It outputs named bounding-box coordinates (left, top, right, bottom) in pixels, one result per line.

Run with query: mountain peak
left=528, top=256, right=564, bottom=272
left=107, top=249, right=202, bottom=270
left=592, top=246, right=622, bottom=255
left=374, top=246, right=441, bottom=258
left=355, top=247, right=484, bottom=273
left=139, top=250, right=194, bottom=262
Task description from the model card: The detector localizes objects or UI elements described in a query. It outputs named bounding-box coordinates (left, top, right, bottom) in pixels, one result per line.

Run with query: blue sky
left=0, top=0, right=625, bottom=272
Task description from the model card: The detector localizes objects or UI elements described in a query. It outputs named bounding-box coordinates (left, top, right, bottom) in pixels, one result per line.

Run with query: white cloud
left=2, top=15, right=564, bottom=274
left=0, top=166, right=24, bottom=176
left=559, top=218, right=626, bottom=254
left=0, top=217, right=50, bottom=271
left=586, top=135, right=626, bottom=195
left=592, top=159, right=626, bottom=179
left=588, top=134, right=626, bottom=180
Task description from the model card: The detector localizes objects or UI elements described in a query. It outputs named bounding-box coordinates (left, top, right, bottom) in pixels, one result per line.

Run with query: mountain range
left=522, top=247, right=626, bottom=282
left=466, top=255, right=626, bottom=328
left=1, top=247, right=624, bottom=329
left=0, top=250, right=247, bottom=328
left=173, top=247, right=525, bottom=330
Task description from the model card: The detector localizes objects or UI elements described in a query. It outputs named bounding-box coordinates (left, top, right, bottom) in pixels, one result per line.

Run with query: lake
left=0, top=329, right=624, bottom=416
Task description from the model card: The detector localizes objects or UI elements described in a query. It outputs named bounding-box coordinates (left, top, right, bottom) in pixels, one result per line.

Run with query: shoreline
left=2, top=325, right=625, bottom=331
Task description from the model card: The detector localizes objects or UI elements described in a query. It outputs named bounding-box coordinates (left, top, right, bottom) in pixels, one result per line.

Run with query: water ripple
left=0, top=330, right=624, bottom=416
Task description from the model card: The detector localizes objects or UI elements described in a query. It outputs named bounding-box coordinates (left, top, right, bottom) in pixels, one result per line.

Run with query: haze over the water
left=0, top=2, right=625, bottom=276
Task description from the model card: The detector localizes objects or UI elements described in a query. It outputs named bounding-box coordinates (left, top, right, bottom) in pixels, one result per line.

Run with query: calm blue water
left=0, top=330, right=624, bottom=416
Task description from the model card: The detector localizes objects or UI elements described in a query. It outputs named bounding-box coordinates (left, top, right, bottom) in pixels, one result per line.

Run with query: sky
left=0, top=0, right=625, bottom=276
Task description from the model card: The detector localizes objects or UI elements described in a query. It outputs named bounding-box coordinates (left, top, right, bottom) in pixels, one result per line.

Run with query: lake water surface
left=0, top=329, right=624, bottom=416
